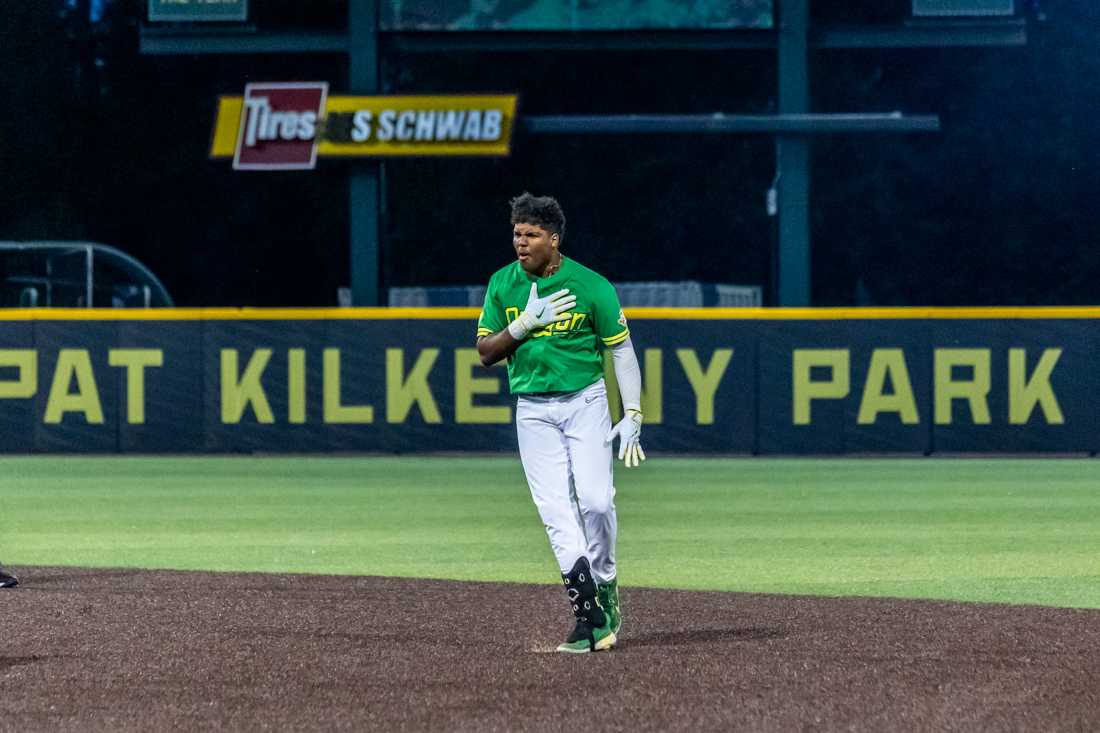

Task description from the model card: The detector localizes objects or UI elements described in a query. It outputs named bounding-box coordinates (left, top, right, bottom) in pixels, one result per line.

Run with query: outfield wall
left=0, top=307, right=1095, bottom=454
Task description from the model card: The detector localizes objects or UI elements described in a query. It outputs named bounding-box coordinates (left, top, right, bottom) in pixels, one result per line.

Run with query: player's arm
left=592, top=276, right=644, bottom=467
left=477, top=283, right=576, bottom=367
left=477, top=329, right=521, bottom=367
left=606, top=337, right=646, bottom=467
left=610, top=337, right=642, bottom=414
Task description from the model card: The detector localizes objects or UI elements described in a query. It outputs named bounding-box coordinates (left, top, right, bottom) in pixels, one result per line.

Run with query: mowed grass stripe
left=2, top=456, right=1099, bottom=608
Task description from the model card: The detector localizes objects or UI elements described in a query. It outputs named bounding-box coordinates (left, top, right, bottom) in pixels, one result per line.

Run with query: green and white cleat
left=556, top=616, right=617, bottom=654
left=597, top=579, right=621, bottom=635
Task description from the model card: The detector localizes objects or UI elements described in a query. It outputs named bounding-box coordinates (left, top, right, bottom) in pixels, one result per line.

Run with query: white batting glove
left=507, top=282, right=577, bottom=340
left=606, top=408, right=646, bottom=468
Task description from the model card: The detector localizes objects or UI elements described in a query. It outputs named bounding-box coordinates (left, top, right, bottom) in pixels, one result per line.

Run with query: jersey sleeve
left=591, top=278, right=630, bottom=348
left=476, top=277, right=505, bottom=340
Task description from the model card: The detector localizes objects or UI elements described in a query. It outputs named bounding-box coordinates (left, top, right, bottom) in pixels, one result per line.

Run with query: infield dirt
left=1, top=567, right=1098, bottom=731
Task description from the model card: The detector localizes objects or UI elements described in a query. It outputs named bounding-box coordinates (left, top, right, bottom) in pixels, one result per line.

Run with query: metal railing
left=0, top=241, right=174, bottom=308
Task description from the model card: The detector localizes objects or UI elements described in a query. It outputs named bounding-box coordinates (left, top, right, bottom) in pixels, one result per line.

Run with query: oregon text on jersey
left=505, top=307, right=588, bottom=338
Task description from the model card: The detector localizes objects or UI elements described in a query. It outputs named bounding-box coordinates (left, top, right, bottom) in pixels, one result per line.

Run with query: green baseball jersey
left=476, top=256, right=629, bottom=395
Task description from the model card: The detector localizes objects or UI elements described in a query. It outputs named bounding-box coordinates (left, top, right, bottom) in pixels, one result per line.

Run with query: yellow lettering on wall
left=0, top=349, right=36, bottom=398
left=676, top=348, right=732, bottom=425
left=857, top=348, right=919, bottom=424
left=221, top=348, right=274, bottom=424
left=934, top=349, right=991, bottom=424
left=642, top=349, right=663, bottom=424
left=792, top=349, right=849, bottom=425
left=1008, top=348, right=1064, bottom=425
left=44, top=349, right=104, bottom=424
left=454, top=348, right=511, bottom=424
left=108, top=349, right=163, bottom=424
left=602, top=348, right=662, bottom=424
left=386, top=348, right=442, bottom=423
left=603, top=353, right=619, bottom=418
left=323, top=348, right=374, bottom=423
left=288, top=349, right=306, bottom=424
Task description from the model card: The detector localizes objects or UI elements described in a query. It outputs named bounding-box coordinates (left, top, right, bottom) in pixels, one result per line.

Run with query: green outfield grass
left=2, top=456, right=1099, bottom=608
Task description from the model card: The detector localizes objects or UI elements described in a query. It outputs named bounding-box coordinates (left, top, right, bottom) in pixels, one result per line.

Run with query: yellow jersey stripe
left=602, top=329, right=630, bottom=346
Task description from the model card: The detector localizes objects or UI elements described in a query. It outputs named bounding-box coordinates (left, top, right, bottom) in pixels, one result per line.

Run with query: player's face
left=513, top=222, right=559, bottom=276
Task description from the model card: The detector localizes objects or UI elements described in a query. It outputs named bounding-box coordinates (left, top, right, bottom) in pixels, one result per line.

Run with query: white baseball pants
left=516, top=379, right=617, bottom=583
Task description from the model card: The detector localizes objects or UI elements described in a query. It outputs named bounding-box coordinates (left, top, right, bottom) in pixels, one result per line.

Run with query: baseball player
left=0, top=565, right=18, bottom=588
left=477, top=193, right=645, bottom=654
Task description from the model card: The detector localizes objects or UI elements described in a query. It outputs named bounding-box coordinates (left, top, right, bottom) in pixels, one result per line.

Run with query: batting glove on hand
left=507, top=283, right=577, bottom=340
left=606, top=409, right=646, bottom=468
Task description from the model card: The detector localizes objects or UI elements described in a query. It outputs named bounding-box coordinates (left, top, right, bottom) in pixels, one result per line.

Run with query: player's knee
left=579, top=491, right=613, bottom=516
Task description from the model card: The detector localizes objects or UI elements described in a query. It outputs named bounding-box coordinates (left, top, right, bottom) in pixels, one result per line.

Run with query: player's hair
left=510, top=192, right=566, bottom=241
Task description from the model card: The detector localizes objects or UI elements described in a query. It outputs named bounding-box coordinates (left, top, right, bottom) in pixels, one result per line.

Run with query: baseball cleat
left=0, top=566, right=18, bottom=588
left=558, top=557, right=616, bottom=653
left=597, top=579, right=621, bottom=635
left=556, top=616, right=617, bottom=654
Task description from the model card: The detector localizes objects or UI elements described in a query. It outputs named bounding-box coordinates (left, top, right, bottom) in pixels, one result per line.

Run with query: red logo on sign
left=233, top=82, right=328, bottom=170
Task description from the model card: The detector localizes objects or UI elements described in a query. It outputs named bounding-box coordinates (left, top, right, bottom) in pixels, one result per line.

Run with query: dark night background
left=0, top=0, right=1094, bottom=307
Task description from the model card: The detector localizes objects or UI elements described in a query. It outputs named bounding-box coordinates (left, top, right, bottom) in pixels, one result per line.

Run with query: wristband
left=507, top=312, right=536, bottom=340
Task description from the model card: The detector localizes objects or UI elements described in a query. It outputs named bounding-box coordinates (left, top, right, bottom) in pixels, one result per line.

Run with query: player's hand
left=606, top=409, right=645, bottom=468
left=507, top=283, right=576, bottom=339
left=523, top=282, right=575, bottom=328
